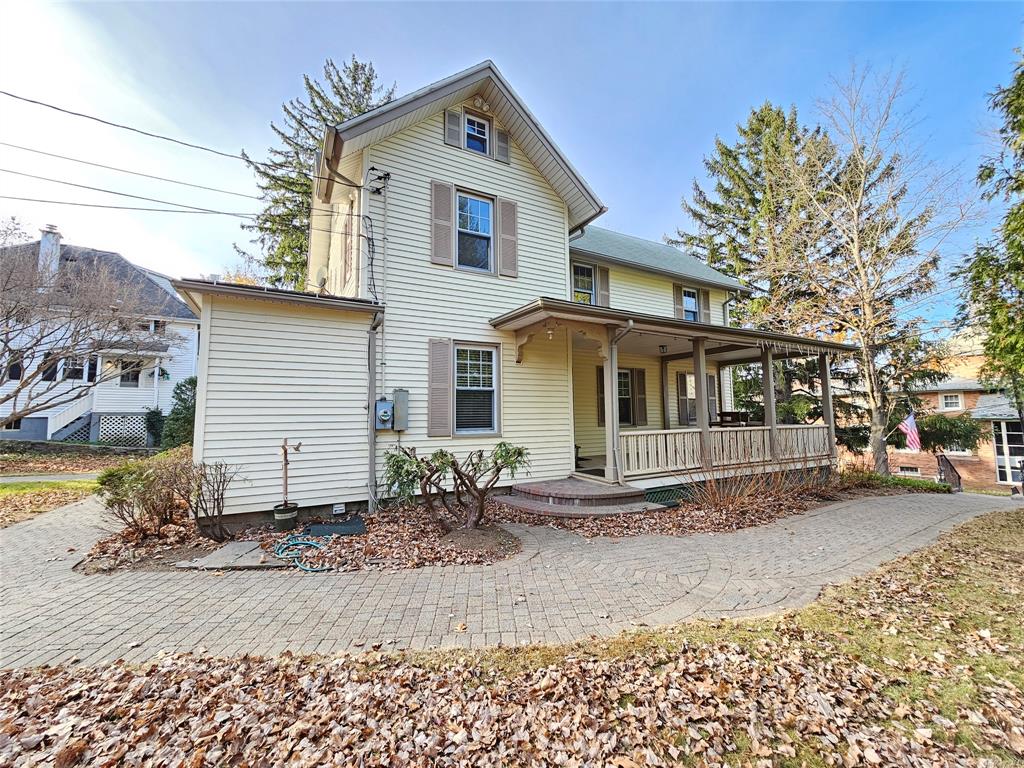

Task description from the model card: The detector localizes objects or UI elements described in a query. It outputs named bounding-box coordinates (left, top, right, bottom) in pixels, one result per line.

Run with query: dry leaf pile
left=0, top=452, right=129, bottom=475
left=81, top=516, right=217, bottom=571
left=240, top=503, right=520, bottom=571
left=0, top=625, right=1016, bottom=767
left=0, top=486, right=96, bottom=528
left=1, top=509, right=1022, bottom=765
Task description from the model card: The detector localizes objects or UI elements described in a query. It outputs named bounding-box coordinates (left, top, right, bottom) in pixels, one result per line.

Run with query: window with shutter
left=596, top=266, right=610, bottom=307
left=699, top=289, right=712, bottom=324
left=494, top=128, right=510, bottom=163
left=596, top=366, right=605, bottom=426
left=631, top=368, right=647, bottom=426
left=456, top=193, right=493, bottom=272
left=40, top=353, right=57, bottom=382
left=454, top=344, right=498, bottom=434
left=707, top=373, right=719, bottom=421
left=677, top=372, right=697, bottom=426
left=444, top=109, right=462, bottom=147
left=6, top=352, right=22, bottom=381
left=572, top=263, right=596, bottom=304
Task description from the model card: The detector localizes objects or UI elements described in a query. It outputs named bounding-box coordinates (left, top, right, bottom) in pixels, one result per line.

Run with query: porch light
left=659, top=345, right=668, bottom=354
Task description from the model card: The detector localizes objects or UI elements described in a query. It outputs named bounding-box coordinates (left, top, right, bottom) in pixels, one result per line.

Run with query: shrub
left=144, top=408, right=165, bottom=447
left=161, top=376, right=196, bottom=449
left=382, top=442, right=529, bottom=529
left=835, top=466, right=952, bottom=494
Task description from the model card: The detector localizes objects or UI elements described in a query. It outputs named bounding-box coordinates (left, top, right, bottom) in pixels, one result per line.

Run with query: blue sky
left=1, top=2, right=1020, bottom=325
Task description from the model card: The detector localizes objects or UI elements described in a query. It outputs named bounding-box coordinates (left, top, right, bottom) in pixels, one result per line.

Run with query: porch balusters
left=760, top=347, right=779, bottom=460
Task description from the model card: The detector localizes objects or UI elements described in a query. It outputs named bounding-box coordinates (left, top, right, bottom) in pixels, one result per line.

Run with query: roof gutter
left=567, top=208, right=608, bottom=240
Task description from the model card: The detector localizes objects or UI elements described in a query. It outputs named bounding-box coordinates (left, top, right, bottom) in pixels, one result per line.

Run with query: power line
left=0, top=89, right=364, bottom=189
left=0, top=167, right=255, bottom=216
left=0, top=140, right=260, bottom=199
left=0, top=195, right=254, bottom=215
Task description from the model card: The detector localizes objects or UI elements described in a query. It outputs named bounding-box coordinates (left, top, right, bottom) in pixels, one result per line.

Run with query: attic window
left=465, top=114, right=489, bottom=155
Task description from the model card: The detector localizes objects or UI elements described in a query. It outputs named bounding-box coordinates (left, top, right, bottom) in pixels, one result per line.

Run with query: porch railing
left=619, top=424, right=833, bottom=479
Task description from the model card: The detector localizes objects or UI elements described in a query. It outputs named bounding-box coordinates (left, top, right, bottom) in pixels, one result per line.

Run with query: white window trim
left=62, top=356, right=86, bottom=381
left=994, top=420, right=1023, bottom=485
left=453, top=343, right=499, bottom=435
left=896, top=465, right=921, bottom=476
left=939, top=392, right=963, bottom=411
left=2, top=419, right=22, bottom=431
left=455, top=191, right=494, bottom=274
left=464, top=112, right=490, bottom=156
left=571, top=261, right=596, bottom=305
left=681, top=287, right=699, bottom=322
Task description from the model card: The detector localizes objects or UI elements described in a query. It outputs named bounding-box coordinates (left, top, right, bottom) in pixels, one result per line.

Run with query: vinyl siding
left=197, top=295, right=373, bottom=515
left=362, top=103, right=574, bottom=485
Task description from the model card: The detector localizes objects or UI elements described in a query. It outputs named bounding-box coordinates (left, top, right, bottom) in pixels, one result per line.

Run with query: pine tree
left=240, top=56, right=395, bottom=288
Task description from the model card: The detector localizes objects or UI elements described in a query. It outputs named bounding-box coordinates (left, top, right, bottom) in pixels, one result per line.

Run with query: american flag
left=897, top=412, right=921, bottom=451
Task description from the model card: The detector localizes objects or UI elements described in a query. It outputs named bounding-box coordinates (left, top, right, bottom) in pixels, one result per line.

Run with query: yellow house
left=175, top=61, right=853, bottom=517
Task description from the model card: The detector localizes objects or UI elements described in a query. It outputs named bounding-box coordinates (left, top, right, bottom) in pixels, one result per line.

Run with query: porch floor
left=505, top=476, right=666, bottom=518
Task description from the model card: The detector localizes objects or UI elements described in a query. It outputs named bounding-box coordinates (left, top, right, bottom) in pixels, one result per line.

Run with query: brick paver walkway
left=1, top=493, right=1016, bottom=668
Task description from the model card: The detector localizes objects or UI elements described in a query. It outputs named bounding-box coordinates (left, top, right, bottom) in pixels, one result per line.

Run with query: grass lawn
left=1, top=508, right=1021, bottom=766
left=0, top=480, right=97, bottom=528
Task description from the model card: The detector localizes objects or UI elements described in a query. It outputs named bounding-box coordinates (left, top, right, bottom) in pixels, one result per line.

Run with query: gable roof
left=970, top=392, right=1019, bottom=421
left=1, top=240, right=197, bottom=321
left=910, top=376, right=988, bottom=394
left=569, top=226, right=748, bottom=293
left=324, top=60, right=605, bottom=231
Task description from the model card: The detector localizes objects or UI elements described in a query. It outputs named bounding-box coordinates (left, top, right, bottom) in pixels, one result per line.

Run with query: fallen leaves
left=79, top=515, right=217, bottom=572
left=0, top=482, right=97, bottom=528
left=239, top=503, right=521, bottom=572
left=0, top=450, right=130, bottom=475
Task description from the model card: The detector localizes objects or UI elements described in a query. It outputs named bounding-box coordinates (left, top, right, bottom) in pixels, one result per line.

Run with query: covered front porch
left=493, top=298, right=855, bottom=491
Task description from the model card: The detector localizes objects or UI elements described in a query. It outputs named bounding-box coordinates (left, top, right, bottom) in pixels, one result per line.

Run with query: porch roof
left=490, top=297, right=857, bottom=363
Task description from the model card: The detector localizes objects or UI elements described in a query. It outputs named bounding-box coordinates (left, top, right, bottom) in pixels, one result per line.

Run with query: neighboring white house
left=0, top=227, right=199, bottom=446
left=174, top=61, right=854, bottom=518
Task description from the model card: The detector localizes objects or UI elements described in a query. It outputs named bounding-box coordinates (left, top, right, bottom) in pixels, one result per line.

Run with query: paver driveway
left=1, top=493, right=1016, bottom=668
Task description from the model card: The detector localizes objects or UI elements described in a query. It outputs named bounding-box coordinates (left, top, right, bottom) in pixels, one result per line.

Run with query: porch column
left=818, top=352, right=837, bottom=457
left=692, top=337, right=712, bottom=469
left=603, top=326, right=620, bottom=482
left=761, top=347, right=779, bottom=459
left=152, top=356, right=162, bottom=407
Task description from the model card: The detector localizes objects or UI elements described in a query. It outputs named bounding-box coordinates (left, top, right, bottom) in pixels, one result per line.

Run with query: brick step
left=501, top=494, right=666, bottom=519
left=510, top=478, right=647, bottom=507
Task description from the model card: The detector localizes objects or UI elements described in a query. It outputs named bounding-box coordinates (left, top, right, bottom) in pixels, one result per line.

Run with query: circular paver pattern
left=0, top=493, right=1017, bottom=668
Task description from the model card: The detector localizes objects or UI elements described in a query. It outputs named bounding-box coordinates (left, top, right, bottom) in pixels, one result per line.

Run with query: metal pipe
left=366, top=311, right=383, bottom=514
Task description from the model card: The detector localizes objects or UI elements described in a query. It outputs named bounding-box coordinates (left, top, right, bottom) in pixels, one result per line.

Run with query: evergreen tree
left=240, top=57, right=395, bottom=288
left=161, top=377, right=197, bottom=450
left=956, top=49, right=1024, bottom=490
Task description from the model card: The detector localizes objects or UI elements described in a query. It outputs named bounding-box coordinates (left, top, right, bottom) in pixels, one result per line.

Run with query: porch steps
left=504, top=477, right=665, bottom=518
left=501, top=494, right=665, bottom=519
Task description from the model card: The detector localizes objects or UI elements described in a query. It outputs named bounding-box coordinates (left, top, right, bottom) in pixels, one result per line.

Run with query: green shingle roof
left=570, top=226, right=747, bottom=293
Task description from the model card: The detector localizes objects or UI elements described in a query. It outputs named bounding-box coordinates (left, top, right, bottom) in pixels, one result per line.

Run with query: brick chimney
left=38, top=224, right=62, bottom=279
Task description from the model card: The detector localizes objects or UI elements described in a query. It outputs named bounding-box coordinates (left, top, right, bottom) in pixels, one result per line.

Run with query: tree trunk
left=869, top=409, right=890, bottom=476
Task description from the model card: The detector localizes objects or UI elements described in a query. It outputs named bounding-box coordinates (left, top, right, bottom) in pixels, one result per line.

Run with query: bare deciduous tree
left=1, top=244, right=180, bottom=427
left=764, top=67, right=972, bottom=474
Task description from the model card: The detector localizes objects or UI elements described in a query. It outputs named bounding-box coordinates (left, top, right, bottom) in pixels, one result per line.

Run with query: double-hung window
left=464, top=114, right=489, bottom=155
left=63, top=357, right=85, bottom=380
left=119, top=361, right=142, bottom=388
left=572, top=263, right=596, bottom=304
left=617, top=370, right=634, bottom=426
left=454, top=345, right=497, bottom=433
left=940, top=393, right=962, bottom=411
left=682, top=288, right=699, bottom=322
left=456, top=193, right=493, bottom=272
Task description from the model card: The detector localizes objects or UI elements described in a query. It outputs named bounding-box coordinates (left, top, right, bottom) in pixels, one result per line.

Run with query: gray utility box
left=392, top=388, right=409, bottom=432
left=374, top=399, right=394, bottom=430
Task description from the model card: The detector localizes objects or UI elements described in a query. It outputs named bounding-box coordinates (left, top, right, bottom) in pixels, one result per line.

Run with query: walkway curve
left=0, top=493, right=1017, bottom=668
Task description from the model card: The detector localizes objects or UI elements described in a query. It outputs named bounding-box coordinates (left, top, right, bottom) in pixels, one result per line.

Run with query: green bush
left=144, top=408, right=165, bottom=446
left=161, top=376, right=196, bottom=449
left=837, top=467, right=952, bottom=494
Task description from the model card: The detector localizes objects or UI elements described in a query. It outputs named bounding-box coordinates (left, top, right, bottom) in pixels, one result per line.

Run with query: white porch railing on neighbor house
left=92, top=386, right=158, bottom=412
left=46, top=394, right=93, bottom=438
left=619, top=424, right=834, bottom=479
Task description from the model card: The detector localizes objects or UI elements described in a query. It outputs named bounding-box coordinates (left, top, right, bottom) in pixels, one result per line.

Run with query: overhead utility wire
left=0, top=195, right=252, bottom=215
left=0, top=140, right=260, bottom=199
left=0, top=167, right=256, bottom=216
left=0, top=90, right=363, bottom=189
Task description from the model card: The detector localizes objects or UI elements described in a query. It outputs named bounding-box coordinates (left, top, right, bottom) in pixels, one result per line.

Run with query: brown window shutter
left=494, top=128, right=510, bottom=163
left=699, top=288, right=712, bottom=324
left=596, top=366, right=605, bottom=426
left=427, top=339, right=453, bottom=437
left=444, top=109, right=462, bottom=147
left=676, top=371, right=687, bottom=426
left=430, top=180, right=454, bottom=266
left=596, top=266, right=610, bottom=307
left=497, top=198, right=518, bottom=277
left=707, top=372, right=719, bottom=421
left=632, top=368, right=648, bottom=426
left=673, top=284, right=683, bottom=319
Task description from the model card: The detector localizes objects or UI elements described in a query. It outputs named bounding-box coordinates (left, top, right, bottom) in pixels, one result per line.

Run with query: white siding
left=197, top=296, right=373, bottom=515
left=361, top=103, right=575, bottom=485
